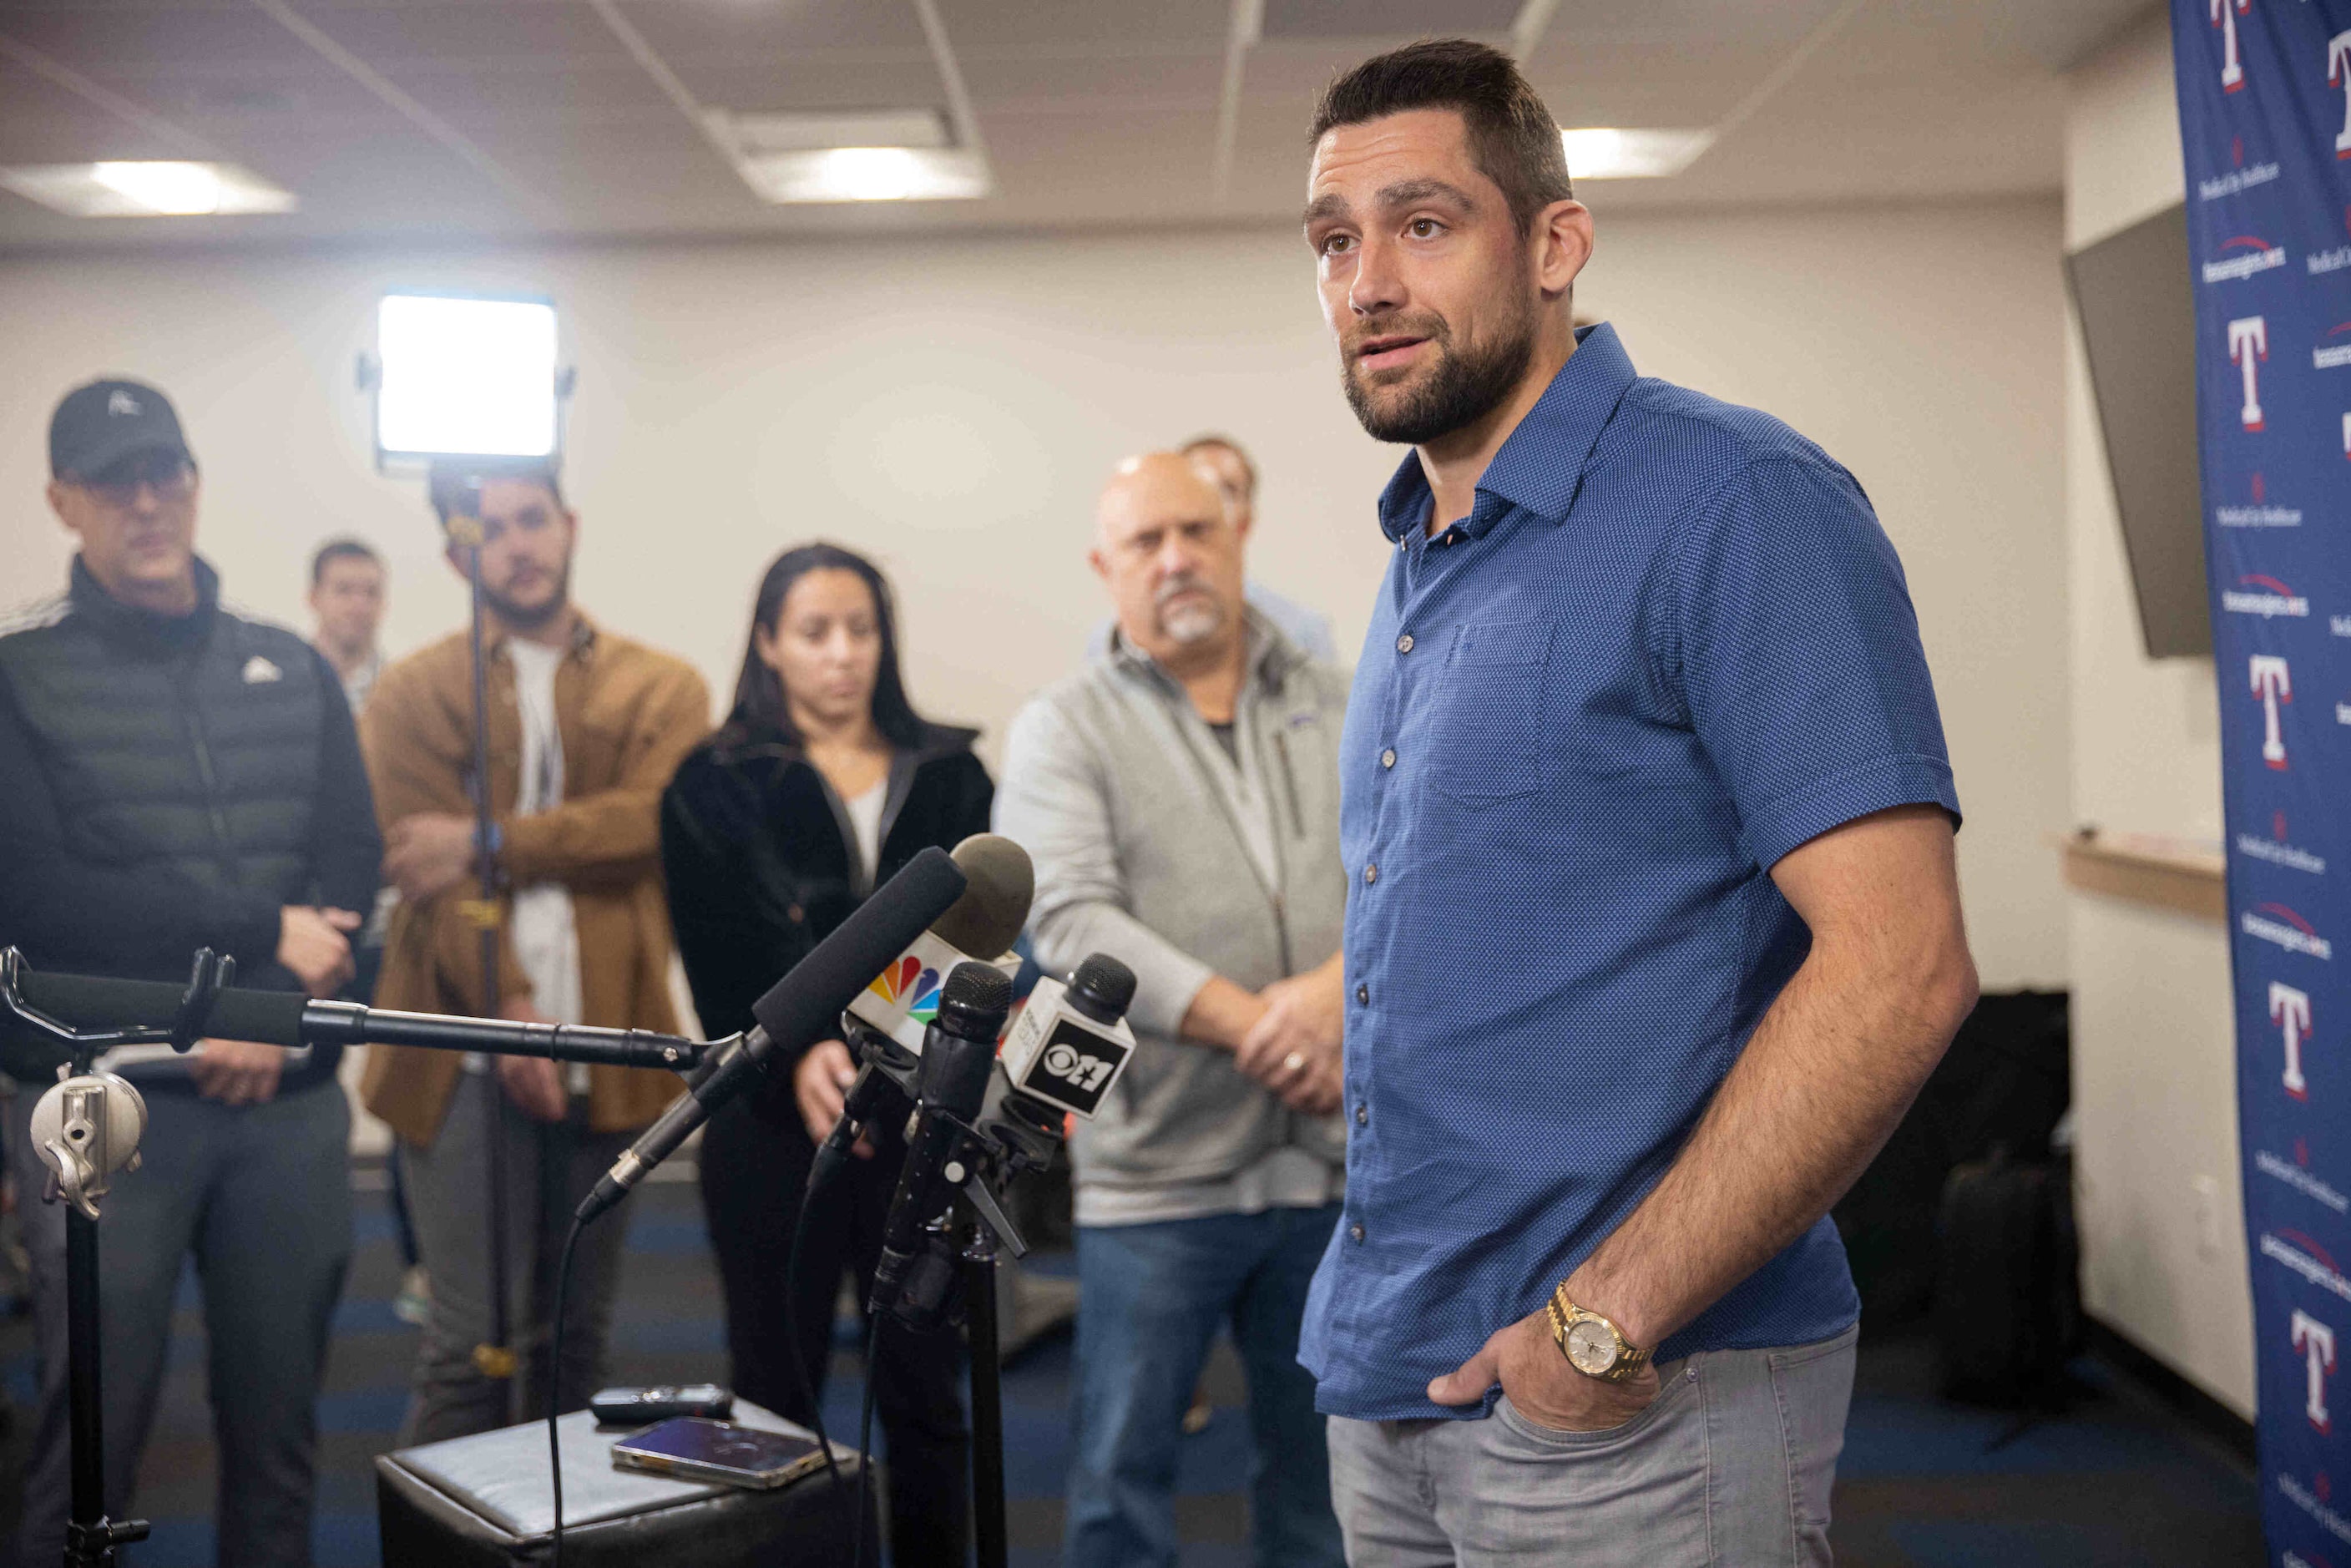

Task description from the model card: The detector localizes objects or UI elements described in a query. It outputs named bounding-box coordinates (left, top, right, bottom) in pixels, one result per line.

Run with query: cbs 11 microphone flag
left=2175, top=1, right=2351, bottom=1557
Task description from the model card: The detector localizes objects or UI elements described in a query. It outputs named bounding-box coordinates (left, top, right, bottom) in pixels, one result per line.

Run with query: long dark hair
left=726, top=541, right=928, bottom=750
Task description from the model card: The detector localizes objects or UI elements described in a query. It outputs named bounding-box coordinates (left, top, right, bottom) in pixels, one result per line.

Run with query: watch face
left=1565, top=1318, right=1619, bottom=1375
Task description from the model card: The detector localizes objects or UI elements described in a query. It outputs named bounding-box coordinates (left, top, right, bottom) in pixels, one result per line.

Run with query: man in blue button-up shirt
left=1295, top=41, right=1980, bottom=1563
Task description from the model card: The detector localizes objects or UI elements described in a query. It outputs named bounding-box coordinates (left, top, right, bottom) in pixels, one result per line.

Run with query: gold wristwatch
left=1546, top=1285, right=1651, bottom=1383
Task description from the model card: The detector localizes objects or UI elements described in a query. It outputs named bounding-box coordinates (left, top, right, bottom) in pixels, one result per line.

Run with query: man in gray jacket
left=997, top=452, right=1348, bottom=1568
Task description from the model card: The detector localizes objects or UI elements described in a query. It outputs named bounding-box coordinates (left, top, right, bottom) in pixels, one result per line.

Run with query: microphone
left=806, top=834, right=1034, bottom=1192
left=576, top=845, right=968, bottom=1224
left=3, top=970, right=710, bottom=1077
left=844, top=833, right=1031, bottom=1054
left=998, top=953, right=1139, bottom=1120
left=869, top=962, right=1014, bottom=1320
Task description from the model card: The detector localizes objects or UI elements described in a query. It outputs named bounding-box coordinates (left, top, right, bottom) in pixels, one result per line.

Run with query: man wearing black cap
left=0, top=378, right=382, bottom=1565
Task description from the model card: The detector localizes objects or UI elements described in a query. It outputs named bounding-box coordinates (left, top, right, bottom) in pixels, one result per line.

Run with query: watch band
left=1546, top=1286, right=1651, bottom=1383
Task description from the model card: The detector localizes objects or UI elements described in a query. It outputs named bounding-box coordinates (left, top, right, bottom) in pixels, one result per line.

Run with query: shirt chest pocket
left=1416, top=619, right=1555, bottom=806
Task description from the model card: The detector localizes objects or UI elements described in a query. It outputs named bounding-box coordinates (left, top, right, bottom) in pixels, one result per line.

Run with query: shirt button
left=1355, top=1103, right=1368, bottom=1126
left=1363, top=863, right=1378, bottom=885
left=1396, top=634, right=1413, bottom=654
left=1381, top=748, right=1396, bottom=769
left=1354, top=984, right=1368, bottom=1004
left=1349, top=1223, right=1366, bottom=1244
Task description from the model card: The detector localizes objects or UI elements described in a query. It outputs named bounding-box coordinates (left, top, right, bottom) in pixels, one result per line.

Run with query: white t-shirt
left=843, top=777, right=887, bottom=889
left=505, top=640, right=586, bottom=1092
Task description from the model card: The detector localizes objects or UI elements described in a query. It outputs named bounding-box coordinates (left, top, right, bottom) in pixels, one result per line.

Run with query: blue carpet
left=0, top=1181, right=2264, bottom=1565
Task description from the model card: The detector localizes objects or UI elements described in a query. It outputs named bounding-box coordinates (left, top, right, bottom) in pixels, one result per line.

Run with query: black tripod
left=443, top=496, right=518, bottom=1414
left=0, top=948, right=235, bottom=1568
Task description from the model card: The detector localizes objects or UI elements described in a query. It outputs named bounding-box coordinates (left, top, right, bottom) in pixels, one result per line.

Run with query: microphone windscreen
left=16, top=972, right=309, bottom=1048
left=940, top=958, right=1014, bottom=1022
left=934, top=834, right=1033, bottom=959
left=3, top=971, right=310, bottom=1078
left=751, top=845, right=967, bottom=1052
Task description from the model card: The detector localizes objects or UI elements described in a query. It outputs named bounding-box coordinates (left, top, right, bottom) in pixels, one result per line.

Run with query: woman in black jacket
left=661, top=543, right=991, bottom=1567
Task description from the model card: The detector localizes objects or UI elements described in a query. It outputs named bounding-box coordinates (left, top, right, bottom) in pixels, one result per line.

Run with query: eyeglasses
left=70, top=455, right=196, bottom=509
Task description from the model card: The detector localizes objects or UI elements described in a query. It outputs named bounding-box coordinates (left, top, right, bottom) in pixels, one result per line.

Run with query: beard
left=482, top=561, right=571, bottom=631
left=1155, top=574, right=1227, bottom=645
left=1342, top=299, right=1539, bottom=446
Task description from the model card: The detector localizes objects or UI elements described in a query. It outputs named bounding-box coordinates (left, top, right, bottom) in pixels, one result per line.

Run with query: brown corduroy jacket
left=357, top=612, right=711, bottom=1146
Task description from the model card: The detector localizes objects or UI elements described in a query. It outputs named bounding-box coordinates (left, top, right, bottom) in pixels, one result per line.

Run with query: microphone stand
left=0, top=948, right=233, bottom=1567
left=449, top=511, right=518, bottom=1417
left=0, top=947, right=709, bottom=1568
left=847, top=1020, right=1046, bottom=1568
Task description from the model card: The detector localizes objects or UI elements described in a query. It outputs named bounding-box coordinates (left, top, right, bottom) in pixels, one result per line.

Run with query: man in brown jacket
left=360, top=463, right=709, bottom=1442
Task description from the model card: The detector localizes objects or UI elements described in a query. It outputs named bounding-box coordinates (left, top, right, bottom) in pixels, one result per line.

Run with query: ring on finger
left=1283, top=1051, right=1305, bottom=1074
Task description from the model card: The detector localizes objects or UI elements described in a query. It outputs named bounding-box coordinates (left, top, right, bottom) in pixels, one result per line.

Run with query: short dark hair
left=427, top=459, right=565, bottom=530
left=309, top=537, right=382, bottom=586
left=1308, top=38, right=1573, bottom=234
left=1179, top=433, right=1256, bottom=498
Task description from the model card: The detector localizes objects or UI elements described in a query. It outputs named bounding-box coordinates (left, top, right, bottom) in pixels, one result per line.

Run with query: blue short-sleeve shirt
left=1300, top=323, right=1961, bottom=1422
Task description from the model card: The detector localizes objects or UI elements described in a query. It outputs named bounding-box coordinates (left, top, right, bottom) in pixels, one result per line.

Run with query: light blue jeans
left=1066, top=1203, right=1348, bottom=1568
left=1326, top=1323, right=1858, bottom=1565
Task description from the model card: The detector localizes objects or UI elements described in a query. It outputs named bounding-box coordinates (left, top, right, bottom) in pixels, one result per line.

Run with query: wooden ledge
left=2055, top=831, right=2227, bottom=925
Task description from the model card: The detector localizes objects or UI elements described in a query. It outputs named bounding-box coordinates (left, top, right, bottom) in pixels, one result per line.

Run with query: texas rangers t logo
left=2272, top=981, right=2313, bottom=1098
left=2252, top=654, right=2293, bottom=767
left=2292, top=1309, right=2337, bottom=1434
left=2213, top=0, right=2251, bottom=90
left=2230, top=316, right=2268, bottom=430
left=2330, top=30, right=2351, bottom=156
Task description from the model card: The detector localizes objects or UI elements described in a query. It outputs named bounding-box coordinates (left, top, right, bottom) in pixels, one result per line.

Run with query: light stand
left=445, top=508, right=518, bottom=1414
left=358, top=292, right=574, bottom=1424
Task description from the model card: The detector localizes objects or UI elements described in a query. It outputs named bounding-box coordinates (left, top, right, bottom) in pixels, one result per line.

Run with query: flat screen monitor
left=2065, top=204, right=2209, bottom=659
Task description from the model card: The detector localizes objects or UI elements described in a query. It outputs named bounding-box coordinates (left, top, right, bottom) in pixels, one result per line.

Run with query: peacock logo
left=867, top=956, right=944, bottom=1022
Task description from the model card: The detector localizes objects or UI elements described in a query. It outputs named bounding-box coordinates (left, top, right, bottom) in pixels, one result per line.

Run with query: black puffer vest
left=0, top=558, right=329, bottom=989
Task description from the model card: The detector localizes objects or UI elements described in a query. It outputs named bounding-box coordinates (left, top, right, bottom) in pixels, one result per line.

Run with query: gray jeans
left=396, top=1073, right=634, bottom=1445
left=1327, top=1324, right=1858, bottom=1566
left=10, top=1078, right=352, bottom=1568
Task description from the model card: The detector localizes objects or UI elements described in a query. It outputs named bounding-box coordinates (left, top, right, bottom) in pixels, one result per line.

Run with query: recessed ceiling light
left=734, top=145, right=990, bottom=205
left=1560, top=128, right=1715, bottom=181
left=0, top=160, right=296, bottom=217
left=705, top=107, right=988, bottom=204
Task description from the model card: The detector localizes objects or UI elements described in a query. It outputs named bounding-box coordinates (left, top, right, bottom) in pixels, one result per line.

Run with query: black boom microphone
left=576, top=844, right=968, bottom=1224
left=3, top=971, right=710, bottom=1078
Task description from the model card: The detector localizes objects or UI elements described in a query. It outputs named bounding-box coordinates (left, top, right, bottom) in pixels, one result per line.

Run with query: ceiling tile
left=945, top=0, right=1229, bottom=50
left=1260, top=0, right=1516, bottom=42
left=609, top=0, right=929, bottom=58
left=663, top=54, right=947, bottom=115
left=963, top=48, right=1226, bottom=114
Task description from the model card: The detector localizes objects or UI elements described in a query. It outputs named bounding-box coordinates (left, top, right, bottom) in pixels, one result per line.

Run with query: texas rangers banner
left=2174, top=2, right=2351, bottom=1556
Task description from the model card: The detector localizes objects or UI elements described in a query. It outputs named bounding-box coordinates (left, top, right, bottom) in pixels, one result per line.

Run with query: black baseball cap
left=48, top=378, right=195, bottom=481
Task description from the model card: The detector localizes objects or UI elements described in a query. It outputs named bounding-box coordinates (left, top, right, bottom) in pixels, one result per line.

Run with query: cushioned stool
left=375, top=1400, right=874, bottom=1566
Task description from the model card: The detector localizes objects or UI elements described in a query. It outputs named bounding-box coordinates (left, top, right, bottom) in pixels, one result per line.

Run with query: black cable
left=783, top=1169, right=853, bottom=1540
left=548, top=1213, right=586, bottom=1568
left=853, top=1309, right=881, bottom=1568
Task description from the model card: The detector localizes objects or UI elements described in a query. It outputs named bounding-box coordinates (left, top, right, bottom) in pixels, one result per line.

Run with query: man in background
left=998, top=452, right=1349, bottom=1568
left=1086, top=436, right=1337, bottom=663
left=307, top=536, right=388, bottom=714
left=0, top=377, right=379, bottom=1565
left=359, top=463, right=708, bottom=1442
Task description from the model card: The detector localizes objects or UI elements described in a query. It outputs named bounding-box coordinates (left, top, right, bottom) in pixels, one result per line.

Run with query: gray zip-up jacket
left=996, top=613, right=1350, bottom=1196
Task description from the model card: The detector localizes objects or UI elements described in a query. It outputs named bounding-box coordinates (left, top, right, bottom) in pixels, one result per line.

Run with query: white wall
left=2062, top=11, right=2254, bottom=1418
left=0, top=198, right=2070, bottom=996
